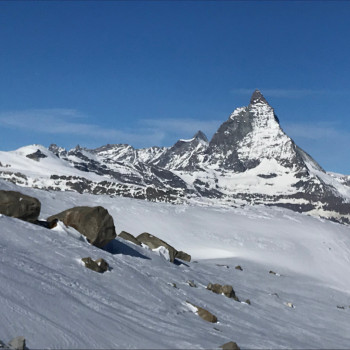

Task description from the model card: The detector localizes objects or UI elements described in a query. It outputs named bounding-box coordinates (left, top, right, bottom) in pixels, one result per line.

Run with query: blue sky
left=0, top=1, right=349, bottom=173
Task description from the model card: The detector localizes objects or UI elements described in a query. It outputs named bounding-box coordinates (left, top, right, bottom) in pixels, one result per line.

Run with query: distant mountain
left=1, top=90, right=350, bottom=223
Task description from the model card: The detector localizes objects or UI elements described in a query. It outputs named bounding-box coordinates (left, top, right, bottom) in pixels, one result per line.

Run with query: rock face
left=26, top=149, right=47, bottom=161
left=136, top=232, right=177, bottom=263
left=207, top=283, right=239, bottom=301
left=81, top=257, right=109, bottom=273
left=0, top=190, right=41, bottom=223
left=47, top=206, right=116, bottom=248
left=118, top=231, right=141, bottom=246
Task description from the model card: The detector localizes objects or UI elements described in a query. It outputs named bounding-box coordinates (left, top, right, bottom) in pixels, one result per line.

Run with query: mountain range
left=1, top=89, right=350, bottom=224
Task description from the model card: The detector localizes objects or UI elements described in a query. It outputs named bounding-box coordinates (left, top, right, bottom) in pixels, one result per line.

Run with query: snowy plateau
left=1, top=90, right=350, bottom=349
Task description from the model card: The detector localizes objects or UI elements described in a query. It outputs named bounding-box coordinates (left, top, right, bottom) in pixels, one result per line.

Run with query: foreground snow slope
left=1, top=180, right=350, bottom=349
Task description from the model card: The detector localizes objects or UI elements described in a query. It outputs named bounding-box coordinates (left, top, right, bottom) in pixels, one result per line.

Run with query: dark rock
left=81, top=257, right=109, bottom=273
left=269, top=270, right=276, bottom=275
left=8, top=336, right=26, bottom=350
left=220, top=341, right=241, bottom=350
left=245, top=299, right=251, bottom=305
left=235, top=265, right=243, bottom=271
left=0, top=190, right=41, bottom=223
left=34, top=218, right=58, bottom=229
left=47, top=206, right=116, bottom=248
left=136, top=232, right=177, bottom=263
left=118, top=231, right=141, bottom=246
left=337, top=305, right=345, bottom=310
left=175, top=250, right=191, bottom=262
left=187, top=301, right=217, bottom=323
left=26, top=149, right=47, bottom=161
left=207, top=283, right=239, bottom=301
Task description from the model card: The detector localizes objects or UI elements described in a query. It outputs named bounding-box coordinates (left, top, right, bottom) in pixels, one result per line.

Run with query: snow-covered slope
left=1, top=90, right=350, bottom=224
left=1, top=180, right=350, bottom=349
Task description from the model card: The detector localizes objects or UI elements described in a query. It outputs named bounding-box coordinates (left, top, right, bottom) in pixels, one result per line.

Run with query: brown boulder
left=81, top=257, right=109, bottom=273
left=187, top=301, right=217, bottom=323
left=220, top=341, right=240, bottom=350
left=118, top=231, right=141, bottom=246
left=207, top=283, right=239, bottom=301
left=175, top=250, right=191, bottom=262
left=0, top=190, right=41, bottom=223
left=47, top=206, right=116, bottom=248
left=137, top=232, right=177, bottom=263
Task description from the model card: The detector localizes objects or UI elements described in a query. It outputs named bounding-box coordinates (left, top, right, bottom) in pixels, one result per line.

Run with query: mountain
left=1, top=90, right=350, bottom=223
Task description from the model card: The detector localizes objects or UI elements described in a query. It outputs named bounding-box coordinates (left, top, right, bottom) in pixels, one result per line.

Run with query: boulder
left=187, top=302, right=217, bottom=323
left=81, top=257, right=109, bottom=273
left=0, top=190, right=41, bottom=223
left=175, top=250, right=191, bottom=262
left=136, top=232, right=177, bottom=263
left=118, top=231, right=141, bottom=246
left=47, top=206, right=116, bottom=248
left=8, top=336, right=26, bottom=350
left=235, top=265, right=243, bottom=271
left=207, top=283, right=239, bottom=301
left=220, top=341, right=240, bottom=350
left=187, top=280, right=197, bottom=288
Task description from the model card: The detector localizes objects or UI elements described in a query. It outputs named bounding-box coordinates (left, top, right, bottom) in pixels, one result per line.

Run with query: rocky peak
left=193, top=130, right=208, bottom=143
left=250, top=89, right=269, bottom=105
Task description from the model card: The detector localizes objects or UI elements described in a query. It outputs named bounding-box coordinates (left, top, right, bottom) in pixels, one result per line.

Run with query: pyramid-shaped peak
left=193, top=130, right=208, bottom=142
left=250, top=89, right=269, bottom=105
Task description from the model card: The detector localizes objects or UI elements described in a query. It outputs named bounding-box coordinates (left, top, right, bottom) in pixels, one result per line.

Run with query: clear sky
left=0, top=1, right=349, bottom=173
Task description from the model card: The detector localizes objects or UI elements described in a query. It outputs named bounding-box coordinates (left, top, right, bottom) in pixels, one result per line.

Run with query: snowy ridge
left=1, top=90, right=350, bottom=223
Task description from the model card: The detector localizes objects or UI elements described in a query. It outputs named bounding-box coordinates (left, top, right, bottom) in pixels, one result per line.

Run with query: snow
left=1, top=180, right=350, bottom=348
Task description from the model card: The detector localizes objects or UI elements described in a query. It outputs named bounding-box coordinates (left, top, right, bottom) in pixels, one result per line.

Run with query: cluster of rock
left=0, top=190, right=117, bottom=249
left=0, top=189, right=240, bottom=348
left=118, top=231, right=191, bottom=263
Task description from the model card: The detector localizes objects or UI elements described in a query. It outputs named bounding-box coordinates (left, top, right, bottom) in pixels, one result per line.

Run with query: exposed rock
left=269, top=270, right=277, bottom=275
left=47, top=206, right=116, bottom=248
left=220, top=341, right=241, bottom=350
left=337, top=305, right=345, bottom=310
left=34, top=218, right=58, bottom=229
left=175, top=250, right=191, bottom=262
left=207, top=283, right=239, bottom=301
left=26, top=149, right=47, bottom=161
left=118, top=231, right=141, bottom=246
left=0, top=190, right=41, bottom=223
left=235, top=265, right=243, bottom=271
left=187, top=280, right=197, bottom=288
left=8, top=336, right=26, bottom=350
left=187, top=301, right=217, bottom=323
left=81, top=257, right=109, bottom=273
left=245, top=299, right=251, bottom=305
left=0, top=339, right=8, bottom=349
left=136, top=232, right=177, bottom=263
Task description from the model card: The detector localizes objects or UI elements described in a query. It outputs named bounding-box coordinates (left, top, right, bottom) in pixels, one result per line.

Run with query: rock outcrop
left=47, top=206, right=116, bottom=248
left=0, top=190, right=41, bottom=223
